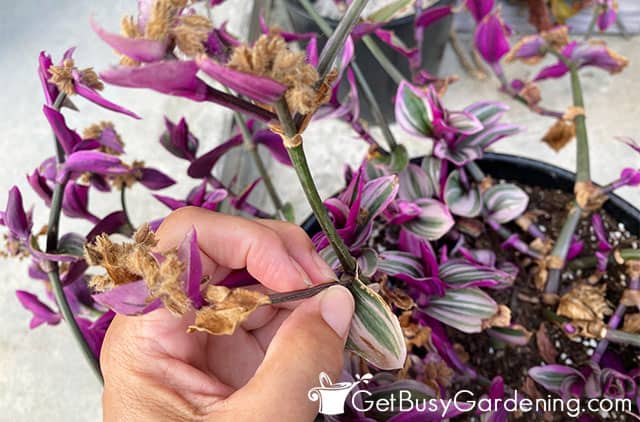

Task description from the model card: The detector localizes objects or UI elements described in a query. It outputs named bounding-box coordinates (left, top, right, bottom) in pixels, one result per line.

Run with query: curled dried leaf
left=621, top=289, right=640, bottom=307
left=557, top=283, right=612, bottom=338
left=574, top=181, right=606, bottom=211
left=622, top=313, right=640, bottom=334
left=542, top=119, right=575, bottom=152
left=399, top=312, right=431, bottom=349
left=381, top=279, right=415, bottom=311
left=188, top=285, right=271, bottom=335
left=482, top=304, right=512, bottom=329
left=536, top=323, right=558, bottom=364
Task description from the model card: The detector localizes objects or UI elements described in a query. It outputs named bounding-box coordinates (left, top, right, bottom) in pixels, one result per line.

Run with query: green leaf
left=346, top=277, right=407, bottom=369
left=367, top=0, right=414, bottom=22
left=389, top=144, right=409, bottom=173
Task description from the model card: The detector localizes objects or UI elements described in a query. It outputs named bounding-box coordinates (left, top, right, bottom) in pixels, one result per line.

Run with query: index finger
left=155, top=207, right=313, bottom=292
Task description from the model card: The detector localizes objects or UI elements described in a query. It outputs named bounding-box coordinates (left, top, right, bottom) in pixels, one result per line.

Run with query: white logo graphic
left=307, top=372, right=373, bottom=415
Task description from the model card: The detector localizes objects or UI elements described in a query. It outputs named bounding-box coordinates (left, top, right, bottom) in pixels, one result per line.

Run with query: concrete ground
left=0, top=1, right=638, bottom=421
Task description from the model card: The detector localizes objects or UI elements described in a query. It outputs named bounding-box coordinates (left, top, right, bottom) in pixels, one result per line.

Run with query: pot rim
left=284, top=0, right=455, bottom=29
left=301, top=152, right=640, bottom=236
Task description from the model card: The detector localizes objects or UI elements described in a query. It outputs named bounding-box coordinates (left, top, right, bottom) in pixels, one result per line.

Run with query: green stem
left=569, top=66, right=590, bottom=183
left=584, top=5, right=600, bottom=40
left=605, top=329, right=640, bottom=348
left=568, top=248, right=640, bottom=270
left=544, top=203, right=582, bottom=295
left=233, top=112, right=286, bottom=219
left=275, top=99, right=356, bottom=274
left=362, top=35, right=405, bottom=85
left=298, top=0, right=397, bottom=152
left=269, top=279, right=350, bottom=304
left=45, top=92, right=103, bottom=384
left=316, top=0, right=369, bottom=80
left=120, top=186, right=135, bottom=232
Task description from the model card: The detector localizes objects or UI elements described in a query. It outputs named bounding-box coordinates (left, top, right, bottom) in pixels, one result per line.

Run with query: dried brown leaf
left=622, top=313, right=640, bottom=334
left=187, top=285, right=271, bottom=335
left=536, top=323, right=558, bottom=364
left=542, top=119, right=575, bottom=152
left=557, top=283, right=612, bottom=322
left=482, top=304, right=512, bottom=329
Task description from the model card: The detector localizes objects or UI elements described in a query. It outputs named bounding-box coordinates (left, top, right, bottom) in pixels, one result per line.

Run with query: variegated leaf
left=444, top=170, right=482, bottom=217
left=464, top=101, right=509, bottom=126
left=357, top=248, right=379, bottom=278
left=424, top=287, right=497, bottom=333
left=439, top=259, right=509, bottom=288
left=528, top=365, right=584, bottom=395
left=399, top=163, right=432, bottom=201
left=360, top=175, right=399, bottom=224
left=421, top=155, right=443, bottom=197
left=435, top=124, right=520, bottom=166
left=487, top=325, right=532, bottom=346
left=346, top=277, right=407, bottom=369
left=378, top=250, right=424, bottom=278
left=403, top=198, right=454, bottom=241
left=484, top=183, right=529, bottom=223
left=368, top=0, right=413, bottom=22
left=445, top=110, right=483, bottom=135
left=395, top=81, right=434, bottom=137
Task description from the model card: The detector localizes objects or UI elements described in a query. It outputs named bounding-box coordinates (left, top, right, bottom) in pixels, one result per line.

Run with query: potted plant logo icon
left=307, top=372, right=373, bottom=416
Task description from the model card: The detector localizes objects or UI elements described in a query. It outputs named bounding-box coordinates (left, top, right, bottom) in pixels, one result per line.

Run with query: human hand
left=100, top=207, right=355, bottom=421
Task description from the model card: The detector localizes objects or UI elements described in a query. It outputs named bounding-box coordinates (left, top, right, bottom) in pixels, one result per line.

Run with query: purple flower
left=136, top=167, right=176, bottom=191
left=59, top=151, right=129, bottom=182
left=474, top=10, right=511, bottom=66
left=93, top=280, right=161, bottom=315
left=154, top=180, right=227, bottom=211
left=3, top=186, right=32, bottom=240
left=100, top=60, right=275, bottom=122
left=596, top=0, right=618, bottom=32
left=592, top=214, right=612, bottom=271
left=15, top=290, right=62, bottom=329
left=160, top=117, right=199, bottom=161
left=38, top=49, right=74, bottom=106
left=62, top=182, right=99, bottom=223
left=177, top=227, right=204, bottom=308
left=90, top=16, right=168, bottom=64
left=465, top=0, right=494, bottom=23
left=77, top=310, right=115, bottom=359
left=535, top=41, right=628, bottom=81
left=42, top=106, right=83, bottom=155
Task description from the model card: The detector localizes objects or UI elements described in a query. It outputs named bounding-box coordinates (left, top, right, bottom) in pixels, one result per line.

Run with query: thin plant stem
left=275, top=98, right=356, bottom=274
left=120, top=186, right=135, bottom=232
left=568, top=249, right=640, bottom=270
left=584, top=5, right=600, bottom=40
left=268, top=279, right=349, bottom=304
left=544, top=204, right=582, bottom=296
left=298, top=0, right=397, bottom=152
left=449, top=30, right=486, bottom=79
left=569, top=67, right=590, bottom=183
left=316, top=0, right=369, bottom=80
left=362, top=35, right=405, bottom=85
left=233, top=111, right=286, bottom=219
left=604, top=329, right=640, bottom=348
left=45, top=94, right=103, bottom=383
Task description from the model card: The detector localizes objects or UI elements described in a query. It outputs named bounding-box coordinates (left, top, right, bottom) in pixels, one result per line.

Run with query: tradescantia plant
left=3, top=0, right=640, bottom=419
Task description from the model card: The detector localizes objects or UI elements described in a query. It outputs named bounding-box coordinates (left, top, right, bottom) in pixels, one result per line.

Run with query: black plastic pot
left=285, top=0, right=455, bottom=122
left=302, top=153, right=640, bottom=236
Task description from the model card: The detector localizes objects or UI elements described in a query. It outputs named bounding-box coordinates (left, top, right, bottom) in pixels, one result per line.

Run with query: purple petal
left=566, top=237, right=584, bottom=261
left=465, top=0, right=494, bottom=22
left=77, top=310, right=115, bottom=358
left=137, top=167, right=176, bottom=190
left=416, top=5, right=453, bottom=27
left=153, top=194, right=187, bottom=210
left=619, top=168, right=640, bottom=187
left=373, top=29, right=419, bottom=65
left=253, top=130, right=292, bottom=166
left=592, top=213, right=612, bottom=252
left=161, top=117, right=199, bottom=161
left=187, top=134, right=242, bottom=178
left=92, top=280, right=161, bottom=315
left=101, top=60, right=210, bottom=101
left=60, top=151, right=129, bottom=181
left=534, top=61, right=569, bottom=81
left=231, top=178, right=262, bottom=211
left=87, top=211, right=132, bottom=240
left=90, top=16, right=168, bottom=63
left=4, top=186, right=31, bottom=240
left=38, top=51, right=58, bottom=106
left=474, top=11, right=510, bottom=64
left=62, top=182, right=99, bottom=223
left=196, top=56, right=287, bottom=104
left=42, top=105, right=82, bottom=154
left=177, top=228, right=203, bottom=307
left=202, top=189, right=228, bottom=210
left=92, top=125, right=125, bottom=154
left=16, top=290, right=61, bottom=329
left=73, top=81, right=140, bottom=119
left=616, top=136, right=640, bottom=153
left=597, top=8, right=617, bottom=32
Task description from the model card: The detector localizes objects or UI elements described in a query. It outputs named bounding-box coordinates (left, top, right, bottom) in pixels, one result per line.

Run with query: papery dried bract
left=188, top=285, right=270, bottom=335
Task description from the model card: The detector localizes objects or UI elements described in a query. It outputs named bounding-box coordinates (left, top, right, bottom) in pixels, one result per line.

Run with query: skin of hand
left=100, top=207, right=355, bottom=422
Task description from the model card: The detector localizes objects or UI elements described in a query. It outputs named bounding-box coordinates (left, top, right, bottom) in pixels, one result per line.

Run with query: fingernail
left=289, top=256, right=312, bottom=286
left=320, top=286, right=355, bottom=339
left=312, top=251, right=337, bottom=281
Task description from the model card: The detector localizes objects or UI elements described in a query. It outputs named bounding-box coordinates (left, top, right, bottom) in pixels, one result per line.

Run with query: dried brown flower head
left=380, top=279, right=415, bottom=310
left=111, top=160, right=145, bottom=190
left=227, top=34, right=324, bottom=114
left=84, top=224, right=191, bottom=315
left=541, top=26, right=569, bottom=51
left=557, top=283, right=612, bottom=338
left=422, top=357, right=454, bottom=392
left=399, top=312, right=432, bottom=349
left=172, top=15, right=213, bottom=57
left=83, top=121, right=124, bottom=155
left=49, top=59, right=104, bottom=95
left=188, top=285, right=271, bottom=335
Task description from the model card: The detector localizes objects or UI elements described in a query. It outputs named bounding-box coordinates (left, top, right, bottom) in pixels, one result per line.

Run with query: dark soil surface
left=443, top=184, right=639, bottom=422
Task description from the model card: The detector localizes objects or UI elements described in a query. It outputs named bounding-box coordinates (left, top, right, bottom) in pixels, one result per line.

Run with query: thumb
left=223, top=285, right=355, bottom=421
